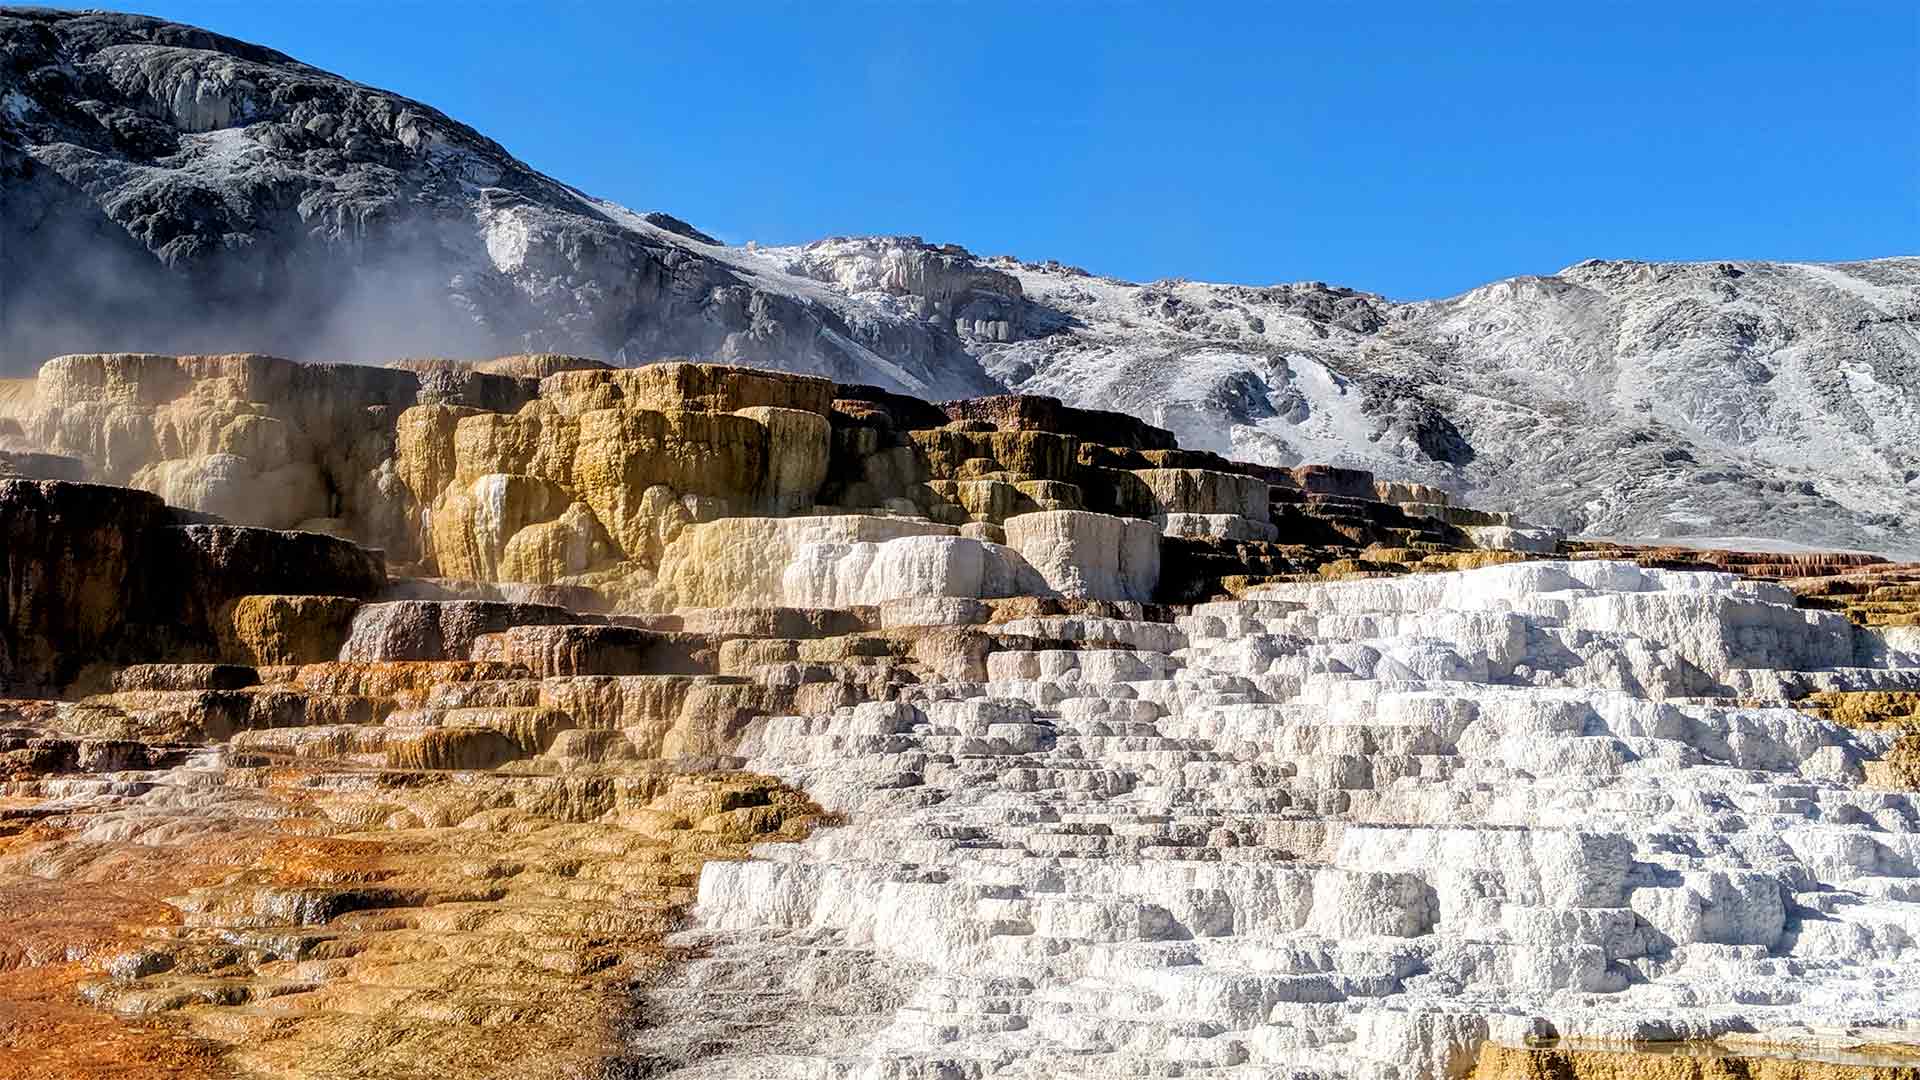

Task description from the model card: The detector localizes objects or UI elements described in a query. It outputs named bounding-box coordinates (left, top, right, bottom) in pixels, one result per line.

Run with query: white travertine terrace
left=659, top=560, right=1920, bottom=1077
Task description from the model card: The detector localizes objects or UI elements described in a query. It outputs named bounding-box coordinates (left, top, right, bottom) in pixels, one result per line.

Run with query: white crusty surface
left=639, top=560, right=1920, bottom=1077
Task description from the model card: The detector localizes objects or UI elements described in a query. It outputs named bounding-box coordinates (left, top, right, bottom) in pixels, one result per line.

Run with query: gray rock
left=338, top=600, right=579, bottom=662
left=0, top=449, right=87, bottom=481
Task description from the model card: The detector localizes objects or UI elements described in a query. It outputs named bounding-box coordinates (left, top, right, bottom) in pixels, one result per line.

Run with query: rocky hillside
left=755, top=244, right=1920, bottom=556
left=3, top=7, right=1915, bottom=554
left=0, top=8, right=999, bottom=398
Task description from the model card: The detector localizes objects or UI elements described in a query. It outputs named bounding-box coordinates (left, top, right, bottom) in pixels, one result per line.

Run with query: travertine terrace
left=2, top=353, right=1918, bottom=1078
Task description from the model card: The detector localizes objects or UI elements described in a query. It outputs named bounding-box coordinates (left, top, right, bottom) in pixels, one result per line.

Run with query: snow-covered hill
left=0, top=8, right=1001, bottom=399
left=3, top=8, right=1914, bottom=551
left=1013, top=252, right=1920, bottom=551
left=746, top=238, right=1919, bottom=552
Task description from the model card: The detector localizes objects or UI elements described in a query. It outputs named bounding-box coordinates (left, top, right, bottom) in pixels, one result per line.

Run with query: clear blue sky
left=84, top=1, right=1920, bottom=300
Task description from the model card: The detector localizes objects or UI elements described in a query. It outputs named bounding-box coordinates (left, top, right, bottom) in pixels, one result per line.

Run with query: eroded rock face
left=13, top=352, right=1582, bottom=618
left=778, top=236, right=1029, bottom=343
left=0, top=477, right=392, bottom=694
left=26, top=353, right=415, bottom=535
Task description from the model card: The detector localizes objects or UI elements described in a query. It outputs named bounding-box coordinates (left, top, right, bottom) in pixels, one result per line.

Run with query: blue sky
left=87, top=1, right=1919, bottom=300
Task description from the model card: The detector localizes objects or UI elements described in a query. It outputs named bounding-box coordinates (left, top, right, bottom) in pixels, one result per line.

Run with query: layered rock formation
left=3, top=353, right=1919, bottom=1078
left=3, top=350, right=1532, bottom=626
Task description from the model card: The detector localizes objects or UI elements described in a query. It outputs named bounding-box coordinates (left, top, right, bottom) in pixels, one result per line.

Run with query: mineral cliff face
left=1, top=350, right=1534, bottom=625
left=4, top=7, right=1916, bottom=551
left=2, top=352, right=1919, bottom=1078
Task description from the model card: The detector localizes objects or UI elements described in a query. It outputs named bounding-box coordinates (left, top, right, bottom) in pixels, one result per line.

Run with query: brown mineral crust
left=1288, top=463, right=1381, bottom=500
left=909, top=427, right=1080, bottom=483
left=542, top=361, right=836, bottom=417
left=176, top=771, right=820, bottom=1078
left=1470, top=1042, right=1920, bottom=1080
left=1076, top=443, right=1326, bottom=494
left=0, top=675, right=827, bottom=1079
left=0, top=923, right=228, bottom=1078
left=938, top=393, right=1178, bottom=451
left=1787, top=563, right=1920, bottom=628
left=274, top=660, right=533, bottom=700
left=0, top=819, right=264, bottom=1080
left=1798, top=690, right=1920, bottom=791
left=0, top=480, right=169, bottom=694
left=975, top=595, right=1179, bottom=624
left=1883, top=735, right=1920, bottom=790
left=469, top=624, right=719, bottom=677
left=215, top=594, right=363, bottom=666
left=832, top=382, right=953, bottom=433
left=1796, top=690, right=1920, bottom=731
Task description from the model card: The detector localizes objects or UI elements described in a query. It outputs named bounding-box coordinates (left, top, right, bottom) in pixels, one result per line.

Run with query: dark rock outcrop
left=153, top=523, right=386, bottom=629
left=0, top=479, right=168, bottom=692
left=941, top=394, right=1178, bottom=452
left=0, top=477, right=387, bottom=691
